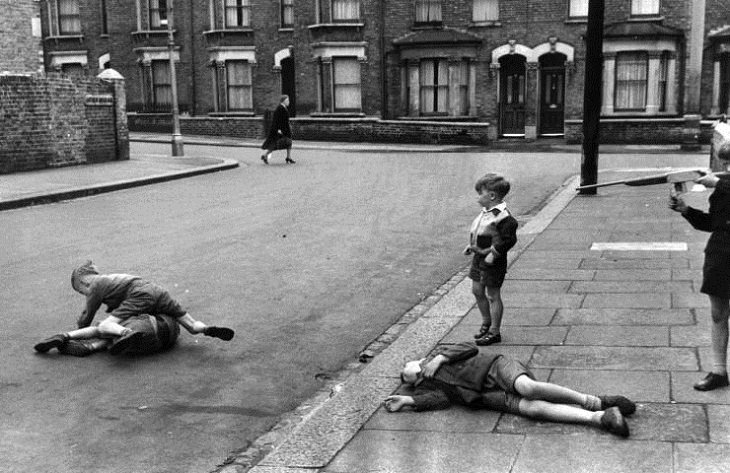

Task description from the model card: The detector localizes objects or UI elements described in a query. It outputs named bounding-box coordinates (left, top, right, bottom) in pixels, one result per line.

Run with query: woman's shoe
left=693, top=372, right=729, bottom=391
left=285, top=157, right=296, bottom=164
left=261, top=155, right=269, bottom=165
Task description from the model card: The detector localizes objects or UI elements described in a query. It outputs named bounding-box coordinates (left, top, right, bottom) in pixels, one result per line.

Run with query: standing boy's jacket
left=410, top=342, right=506, bottom=411
left=468, top=204, right=519, bottom=262
left=682, top=176, right=730, bottom=254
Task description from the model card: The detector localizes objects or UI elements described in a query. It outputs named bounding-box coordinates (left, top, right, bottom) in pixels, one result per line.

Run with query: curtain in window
left=226, top=0, right=250, bottom=27
left=226, top=61, right=252, bottom=110
left=416, top=0, right=441, bottom=22
left=458, top=61, right=469, bottom=115
left=615, top=52, right=647, bottom=110
left=281, top=0, right=294, bottom=26
left=152, top=61, right=172, bottom=107
left=631, top=0, right=659, bottom=15
left=419, top=60, right=448, bottom=113
left=333, top=58, right=361, bottom=110
left=569, top=0, right=588, bottom=17
left=720, top=55, right=730, bottom=113
left=58, top=0, right=81, bottom=34
left=473, top=0, right=498, bottom=22
left=149, top=0, right=167, bottom=28
left=332, top=0, right=359, bottom=20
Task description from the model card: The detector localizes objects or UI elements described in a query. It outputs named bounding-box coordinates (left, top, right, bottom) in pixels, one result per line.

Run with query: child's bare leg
left=176, top=313, right=234, bottom=340
left=98, top=316, right=134, bottom=337
left=66, top=326, right=102, bottom=339
left=515, top=375, right=599, bottom=408
left=518, top=399, right=629, bottom=437
left=472, top=280, right=491, bottom=330
left=710, top=295, right=729, bottom=375
left=485, top=286, right=503, bottom=334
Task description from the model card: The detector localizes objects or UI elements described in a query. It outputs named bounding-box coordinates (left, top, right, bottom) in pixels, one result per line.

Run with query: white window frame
left=224, top=0, right=251, bottom=28
left=48, top=0, right=82, bottom=36
left=281, top=0, right=294, bottom=27
left=332, top=57, right=362, bottom=112
left=472, top=0, right=498, bottom=23
left=568, top=0, right=588, bottom=18
left=224, top=60, right=253, bottom=111
left=415, top=0, right=442, bottom=24
left=332, top=0, right=360, bottom=22
left=631, top=0, right=660, bottom=16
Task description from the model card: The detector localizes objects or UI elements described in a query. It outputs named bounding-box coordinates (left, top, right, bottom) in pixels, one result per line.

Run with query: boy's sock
left=203, top=326, right=235, bottom=341
left=582, top=394, right=602, bottom=411
left=34, top=333, right=70, bottom=353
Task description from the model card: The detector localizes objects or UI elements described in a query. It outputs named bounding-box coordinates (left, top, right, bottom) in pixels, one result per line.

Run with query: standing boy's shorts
left=701, top=233, right=730, bottom=298
left=110, top=282, right=186, bottom=320
left=478, top=357, right=535, bottom=414
left=468, top=255, right=508, bottom=288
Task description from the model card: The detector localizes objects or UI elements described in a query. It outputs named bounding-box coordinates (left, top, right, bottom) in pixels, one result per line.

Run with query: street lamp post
left=166, top=0, right=184, bottom=156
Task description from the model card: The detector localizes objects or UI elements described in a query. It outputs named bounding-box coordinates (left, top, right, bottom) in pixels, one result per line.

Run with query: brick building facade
left=1, top=0, right=43, bottom=73
left=39, top=0, right=730, bottom=144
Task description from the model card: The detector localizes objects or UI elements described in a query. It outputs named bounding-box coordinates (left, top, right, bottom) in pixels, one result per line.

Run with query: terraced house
left=39, top=0, right=730, bottom=144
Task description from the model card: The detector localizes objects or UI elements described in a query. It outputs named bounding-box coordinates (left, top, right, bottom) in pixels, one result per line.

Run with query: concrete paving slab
left=671, top=324, right=712, bottom=347
left=495, top=412, right=613, bottom=438
left=600, top=250, right=672, bottom=260
left=462, top=307, right=557, bottom=326
left=419, top=279, right=474, bottom=319
left=502, top=280, right=573, bottom=293
left=507, top=268, right=596, bottom=281
left=531, top=346, right=698, bottom=371
left=363, top=404, right=501, bottom=433
left=547, top=369, right=670, bottom=403
left=674, top=443, right=730, bottom=473
left=509, top=258, right=583, bottom=270
left=553, top=308, right=694, bottom=326
left=582, top=292, right=671, bottom=309
left=258, top=376, right=398, bottom=469
left=322, top=430, right=524, bottom=473
left=673, top=292, right=711, bottom=308
left=708, top=405, right=730, bottom=443
left=569, top=280, right=693, bottom=293
left=564, top=325, right=669, bottom=346
left=628, top=403, right=708, bottom=442
left=697, top=347, right=730, bottom=375
left=474, top=345, right=536, bottom=364
left=593, top=269, right=672, bottom=280
left=502, top=292, right=585, bottom=309
left=671, top=371, right=730, bottom=404
left=527, top=238, right=595, bottom=250
left=511, top=435, right=672, bottom=473
left=516, top=250, right=595, bottom=260
left=443, top=324, right=568, bottom=345
left=578, top=258, right=689, bottom=269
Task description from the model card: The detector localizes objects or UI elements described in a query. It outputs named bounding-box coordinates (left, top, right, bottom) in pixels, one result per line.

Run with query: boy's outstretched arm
left=77, top=295, right=102, bottom=328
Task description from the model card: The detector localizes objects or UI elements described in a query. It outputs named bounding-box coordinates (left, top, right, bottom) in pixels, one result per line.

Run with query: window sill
left=628, top=15, right=664, bottom=22
left=564, top=17, right=588, bottom=24
left=208, top=111, right=255, bottom=117
left=132, top=29, right=175, bottom=39
left=310, top=112, right=365, bottom=117
left=469, top=21, right=501, bottom=27
left=308, top=22, right=364, bottom=30
left=278, top=27, right=294, bottom=32
left=44, top=34, right=84, bottom=43
left=203, top=28, right=254, bottom=36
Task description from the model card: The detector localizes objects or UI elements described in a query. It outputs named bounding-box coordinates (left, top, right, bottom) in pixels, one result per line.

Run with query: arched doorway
left=281, top=56, right=296, bottom=117
left=539, top=52, right=566, bottom=135
left=499, top=54, right=526, bottom=136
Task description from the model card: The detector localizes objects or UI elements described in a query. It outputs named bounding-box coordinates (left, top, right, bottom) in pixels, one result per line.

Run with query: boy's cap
left=71, top=260, right=99, bottom=291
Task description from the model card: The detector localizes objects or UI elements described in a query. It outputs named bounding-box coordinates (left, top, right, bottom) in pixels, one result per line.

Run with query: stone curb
left=0, top=158, right=239, bottom=211
left=215, top=176, right=579, bottom=473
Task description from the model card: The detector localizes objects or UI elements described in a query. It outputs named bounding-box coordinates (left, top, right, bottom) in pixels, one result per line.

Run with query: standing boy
left=464, top=173, right=518, bottom=346
left=34, top=261, right=234, bottom=356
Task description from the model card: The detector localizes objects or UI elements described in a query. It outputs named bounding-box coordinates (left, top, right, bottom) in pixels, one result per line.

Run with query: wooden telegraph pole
left=578, top=0, right=604, bottom=194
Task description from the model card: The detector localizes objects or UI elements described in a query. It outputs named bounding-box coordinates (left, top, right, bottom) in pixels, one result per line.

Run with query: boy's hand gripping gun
left=576, top=169, right=724, bottom=200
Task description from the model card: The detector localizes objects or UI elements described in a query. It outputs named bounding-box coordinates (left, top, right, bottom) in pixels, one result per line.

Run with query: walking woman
left=261, top=95, right=295, bottom=165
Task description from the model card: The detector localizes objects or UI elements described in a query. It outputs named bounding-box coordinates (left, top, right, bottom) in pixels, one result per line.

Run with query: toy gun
left=576, top=169, right=721, bottom=197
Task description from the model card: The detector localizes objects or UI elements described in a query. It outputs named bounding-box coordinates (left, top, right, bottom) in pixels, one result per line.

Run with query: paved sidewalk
left=0, top=153, right=238, bottom=211
left=236, top=173, right=730, bottom=473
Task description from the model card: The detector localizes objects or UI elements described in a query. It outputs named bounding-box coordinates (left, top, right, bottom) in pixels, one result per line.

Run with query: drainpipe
left=379, top=0, right=387, bottom=119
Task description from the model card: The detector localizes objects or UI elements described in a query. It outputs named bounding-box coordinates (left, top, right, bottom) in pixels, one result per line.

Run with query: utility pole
left=167, top=0, right=184, bottom=156
left=578, top=0, right=604, bottom=195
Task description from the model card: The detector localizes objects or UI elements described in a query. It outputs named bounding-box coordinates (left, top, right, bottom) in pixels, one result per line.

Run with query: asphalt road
left=1, top=142, right=649, bottom=473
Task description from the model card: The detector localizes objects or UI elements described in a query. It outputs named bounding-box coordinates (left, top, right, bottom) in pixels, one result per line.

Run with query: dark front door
left=499, top=55, right=526, bottom=136
left=539, top=53, right=566, bottom=135
left=281, top=56, right=296, bottom=117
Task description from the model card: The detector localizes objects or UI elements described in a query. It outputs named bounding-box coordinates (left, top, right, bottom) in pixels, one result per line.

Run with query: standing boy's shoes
left=475, top=332, right=501, bottom=346
left=34, top=334, right=70, bottom=353
left=474, top=324, right=490, bottom=339
left=600, top=407, right=630, bottom=437
left=693, top=372, right=730, bottom=391
left=109, top=331, right=144, bottom=356
left=261, top=155, right=269, bottom=165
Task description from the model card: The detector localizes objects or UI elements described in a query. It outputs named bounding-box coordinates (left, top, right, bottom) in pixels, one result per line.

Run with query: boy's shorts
left=468, top=255, right=508, bottom=288
left=479, top=357, right=535, bottom=414
left=110, top=282, right=186, bottom=320
left=119, top=314, right=180, bottom=354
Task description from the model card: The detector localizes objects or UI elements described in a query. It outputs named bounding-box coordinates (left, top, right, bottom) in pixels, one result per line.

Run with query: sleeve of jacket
left=683, top=207, right=712, bottom=232
left=434, top=341, right=479, bottom=363
left=411, top=385, right=452, bottom=411
left=492, top=216, right=518, bottom=257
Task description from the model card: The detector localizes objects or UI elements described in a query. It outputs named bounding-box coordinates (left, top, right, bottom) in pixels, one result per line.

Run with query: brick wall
left=565, top=118, right=707, bottom=145
left=1, top=0, right=41, bottom=73
left=129, top=114, right=490, bottom=145
left=0, top=73, right=125, bottom=174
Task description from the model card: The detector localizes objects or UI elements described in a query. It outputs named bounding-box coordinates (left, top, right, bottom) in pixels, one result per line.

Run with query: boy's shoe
left=600, top=407, right=630, bottom=438
left=693, top=372, right=730, bottom=391
left=34, top=334, right=69, bottom=353
left=109, top=331, right=144, bottom=356
left=203, top=326, right=235, bottom=341
left=474, top=324, right=490, bottom=339
left=285, top=157, right=296, bottom=164
left=59, top=340, right=94, bottom=357
left=475, top=332, right=501, bottom=346
left=261, top=155, right=269, bottom=165
left=599, top=395, right=637, bottom=416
